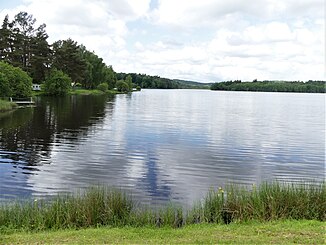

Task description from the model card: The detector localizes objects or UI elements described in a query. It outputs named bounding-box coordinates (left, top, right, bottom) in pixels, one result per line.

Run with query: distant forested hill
left=116, top=73, right=210, bottom=89
left=173, top=79, right=212, bottom=89
left=211, top=80, right=325, bottom=93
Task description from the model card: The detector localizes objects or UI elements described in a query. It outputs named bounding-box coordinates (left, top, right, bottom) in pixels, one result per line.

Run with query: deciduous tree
left=43, top=69, right=71, bottom=96
left=0, top=61, right=32, bottom=98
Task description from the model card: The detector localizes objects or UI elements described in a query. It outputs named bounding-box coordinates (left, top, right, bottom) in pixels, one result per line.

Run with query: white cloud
left=152, top=0, right=324, bottom=28
left=0, top=0, right=324, bottom=82
left=119, top=16, right=324, bottom=82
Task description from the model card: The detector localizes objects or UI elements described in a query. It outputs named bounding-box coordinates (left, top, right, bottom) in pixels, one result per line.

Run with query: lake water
left=0, top=90, right=325, bottom=206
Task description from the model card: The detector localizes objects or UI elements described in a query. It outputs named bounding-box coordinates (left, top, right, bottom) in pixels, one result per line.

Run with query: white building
left=32, top=84, right=41, bottom=91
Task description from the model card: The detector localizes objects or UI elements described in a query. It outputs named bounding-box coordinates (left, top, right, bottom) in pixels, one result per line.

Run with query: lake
left=0, top=90, right=325, bottom=206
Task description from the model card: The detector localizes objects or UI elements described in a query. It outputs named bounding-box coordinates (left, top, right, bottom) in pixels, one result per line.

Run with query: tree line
left=0, top=11, right=209, bottom=98
left=117, top=73, right=209, bottom=89
left=0, top=12, right=120, bottom=97
left=211, top=80, right=325, bottom=93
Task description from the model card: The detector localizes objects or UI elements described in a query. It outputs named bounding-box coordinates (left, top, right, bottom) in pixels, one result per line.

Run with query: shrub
left=0, top=61, right=32, bottom=98
left=116, top=80, right=129, bottom=93
left=0, top=72, right=11, bottom=97
left=43, top=69, right=72, bottom=96
left=97, top=83, right=108, bottom=92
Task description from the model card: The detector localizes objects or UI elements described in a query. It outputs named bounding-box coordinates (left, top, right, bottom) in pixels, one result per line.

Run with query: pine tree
left=30, top=24, right=51, bottom=83
left=52, top=39, right=87, bottom=83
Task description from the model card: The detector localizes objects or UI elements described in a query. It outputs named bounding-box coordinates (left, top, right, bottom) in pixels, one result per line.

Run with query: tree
left=52, top=39, right=87, bottom=83
left=0, top=12, right=51, bottom=83
left=0, top=72, right=11, bottom=97
left=29, top=23, right=51, bottom=83
left=1, top=12, right=120, bottom=89
left=80, top=47, right=116, bottom=89
left=116, top=80, right=129, bottom=92
left=210, top=80, right=326, bottom=93
left=0, top=15, right=12, bottom=61
left=10, top=12, right=36, bottom=71
left=125, top=74, right=133, bottom=91
left=0, top=61, right=32, bottom=98
left=97, top=82, right=108, bottom=92
left=43, top=69, right=71, bottom=96
left=103, top=65, right=116, bottom=89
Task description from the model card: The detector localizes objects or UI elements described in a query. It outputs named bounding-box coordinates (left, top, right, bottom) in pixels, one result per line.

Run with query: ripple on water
left=0, top=91, right=325, bottom=206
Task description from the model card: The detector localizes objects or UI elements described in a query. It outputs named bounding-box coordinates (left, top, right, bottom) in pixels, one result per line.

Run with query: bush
left=0, top=61, right=32, bottom=98
left=0, top=99, right=17, bottom=112
left=97, top=83, right=108, bottom=92
left=0, top=72, right=11, bottom=97
left=43, top=69, right=72, bottom=96
left=116, top=80, right=129, bottom=93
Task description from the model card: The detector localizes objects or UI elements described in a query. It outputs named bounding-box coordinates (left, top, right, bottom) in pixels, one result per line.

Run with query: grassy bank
left=32, top=89, right=126, bottom=97
left=69, top=89, right=125, bottom=95
left=69, top=89, right=105, bottom=95
left=1, top=220, right=324, bottom=244
left=0, top=99, right=17, bottom=112
left=0, top=182, right=324, bottom=233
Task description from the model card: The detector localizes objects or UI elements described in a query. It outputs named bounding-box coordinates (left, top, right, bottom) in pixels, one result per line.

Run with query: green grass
left=0, top=220, right=324, bottom=244
left=69, top=89, right=124, bottom=95
left=32, top=88, right=126, bottom=97
left=0, top=99, right=17, bottom=112
left=0, top=182, right=325, bottom=233
left=31, top=90, right=44, bottom=96
left=199, top=182, right=326, bottom=223
left=69, top=89, right=106, bottom=95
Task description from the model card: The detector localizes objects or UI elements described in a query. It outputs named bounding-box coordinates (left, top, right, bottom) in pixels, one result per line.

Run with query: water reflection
left=0, top=91, right=325, bottom=206
left=0, top=95, right=113, bottom=199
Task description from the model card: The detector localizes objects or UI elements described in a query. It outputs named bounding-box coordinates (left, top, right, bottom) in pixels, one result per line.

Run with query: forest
left=211, top=80, right=325, bottom=93
left=116, top=73, right=210, bottom=89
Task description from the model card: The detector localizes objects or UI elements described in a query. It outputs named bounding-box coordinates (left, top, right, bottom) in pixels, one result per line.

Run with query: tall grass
left=0, top=187, right=133, bottom=231
left=0, top=182, right=324, bottom=232
left=0, top=99, right=17, bottom=112
left=197, top=182, right=326, bottom=224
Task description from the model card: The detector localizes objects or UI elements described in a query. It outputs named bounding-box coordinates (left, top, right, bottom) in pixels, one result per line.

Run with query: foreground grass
left=0, top=99, right=17, bottom=112
left=1, top=220, right=324, bottom=244
left=0, top=182, right=325, bottom=233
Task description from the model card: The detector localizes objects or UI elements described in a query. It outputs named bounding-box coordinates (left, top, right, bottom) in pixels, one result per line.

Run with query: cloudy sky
left=0, top=0, right=324, bottom=82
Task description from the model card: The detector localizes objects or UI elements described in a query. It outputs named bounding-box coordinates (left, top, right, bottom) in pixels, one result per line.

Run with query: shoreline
left=32, top=88, right=128, bottom=97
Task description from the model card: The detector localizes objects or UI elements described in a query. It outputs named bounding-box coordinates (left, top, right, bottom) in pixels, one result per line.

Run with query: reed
left=0, top=182, right=324, bottom=232
left=0, top=187, right=133, bottom=231
left=0, top=99, right=17, bottom=112
left=196, top=181, right=326, bottom=224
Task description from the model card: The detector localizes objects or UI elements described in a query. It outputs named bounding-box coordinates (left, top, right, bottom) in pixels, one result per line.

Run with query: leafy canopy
left=43, top=69, right=72, bottom=96
left=0, top=61, right=32, bottom=98
left=116, top=80, right=129, bottom=93
left=0, top=12, right=51, bottom=83
left=97, top=82, right=108, bottom=92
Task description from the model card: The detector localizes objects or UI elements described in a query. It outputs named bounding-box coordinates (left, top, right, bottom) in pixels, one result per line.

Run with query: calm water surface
left=0, top=90, right=325, bottom=206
